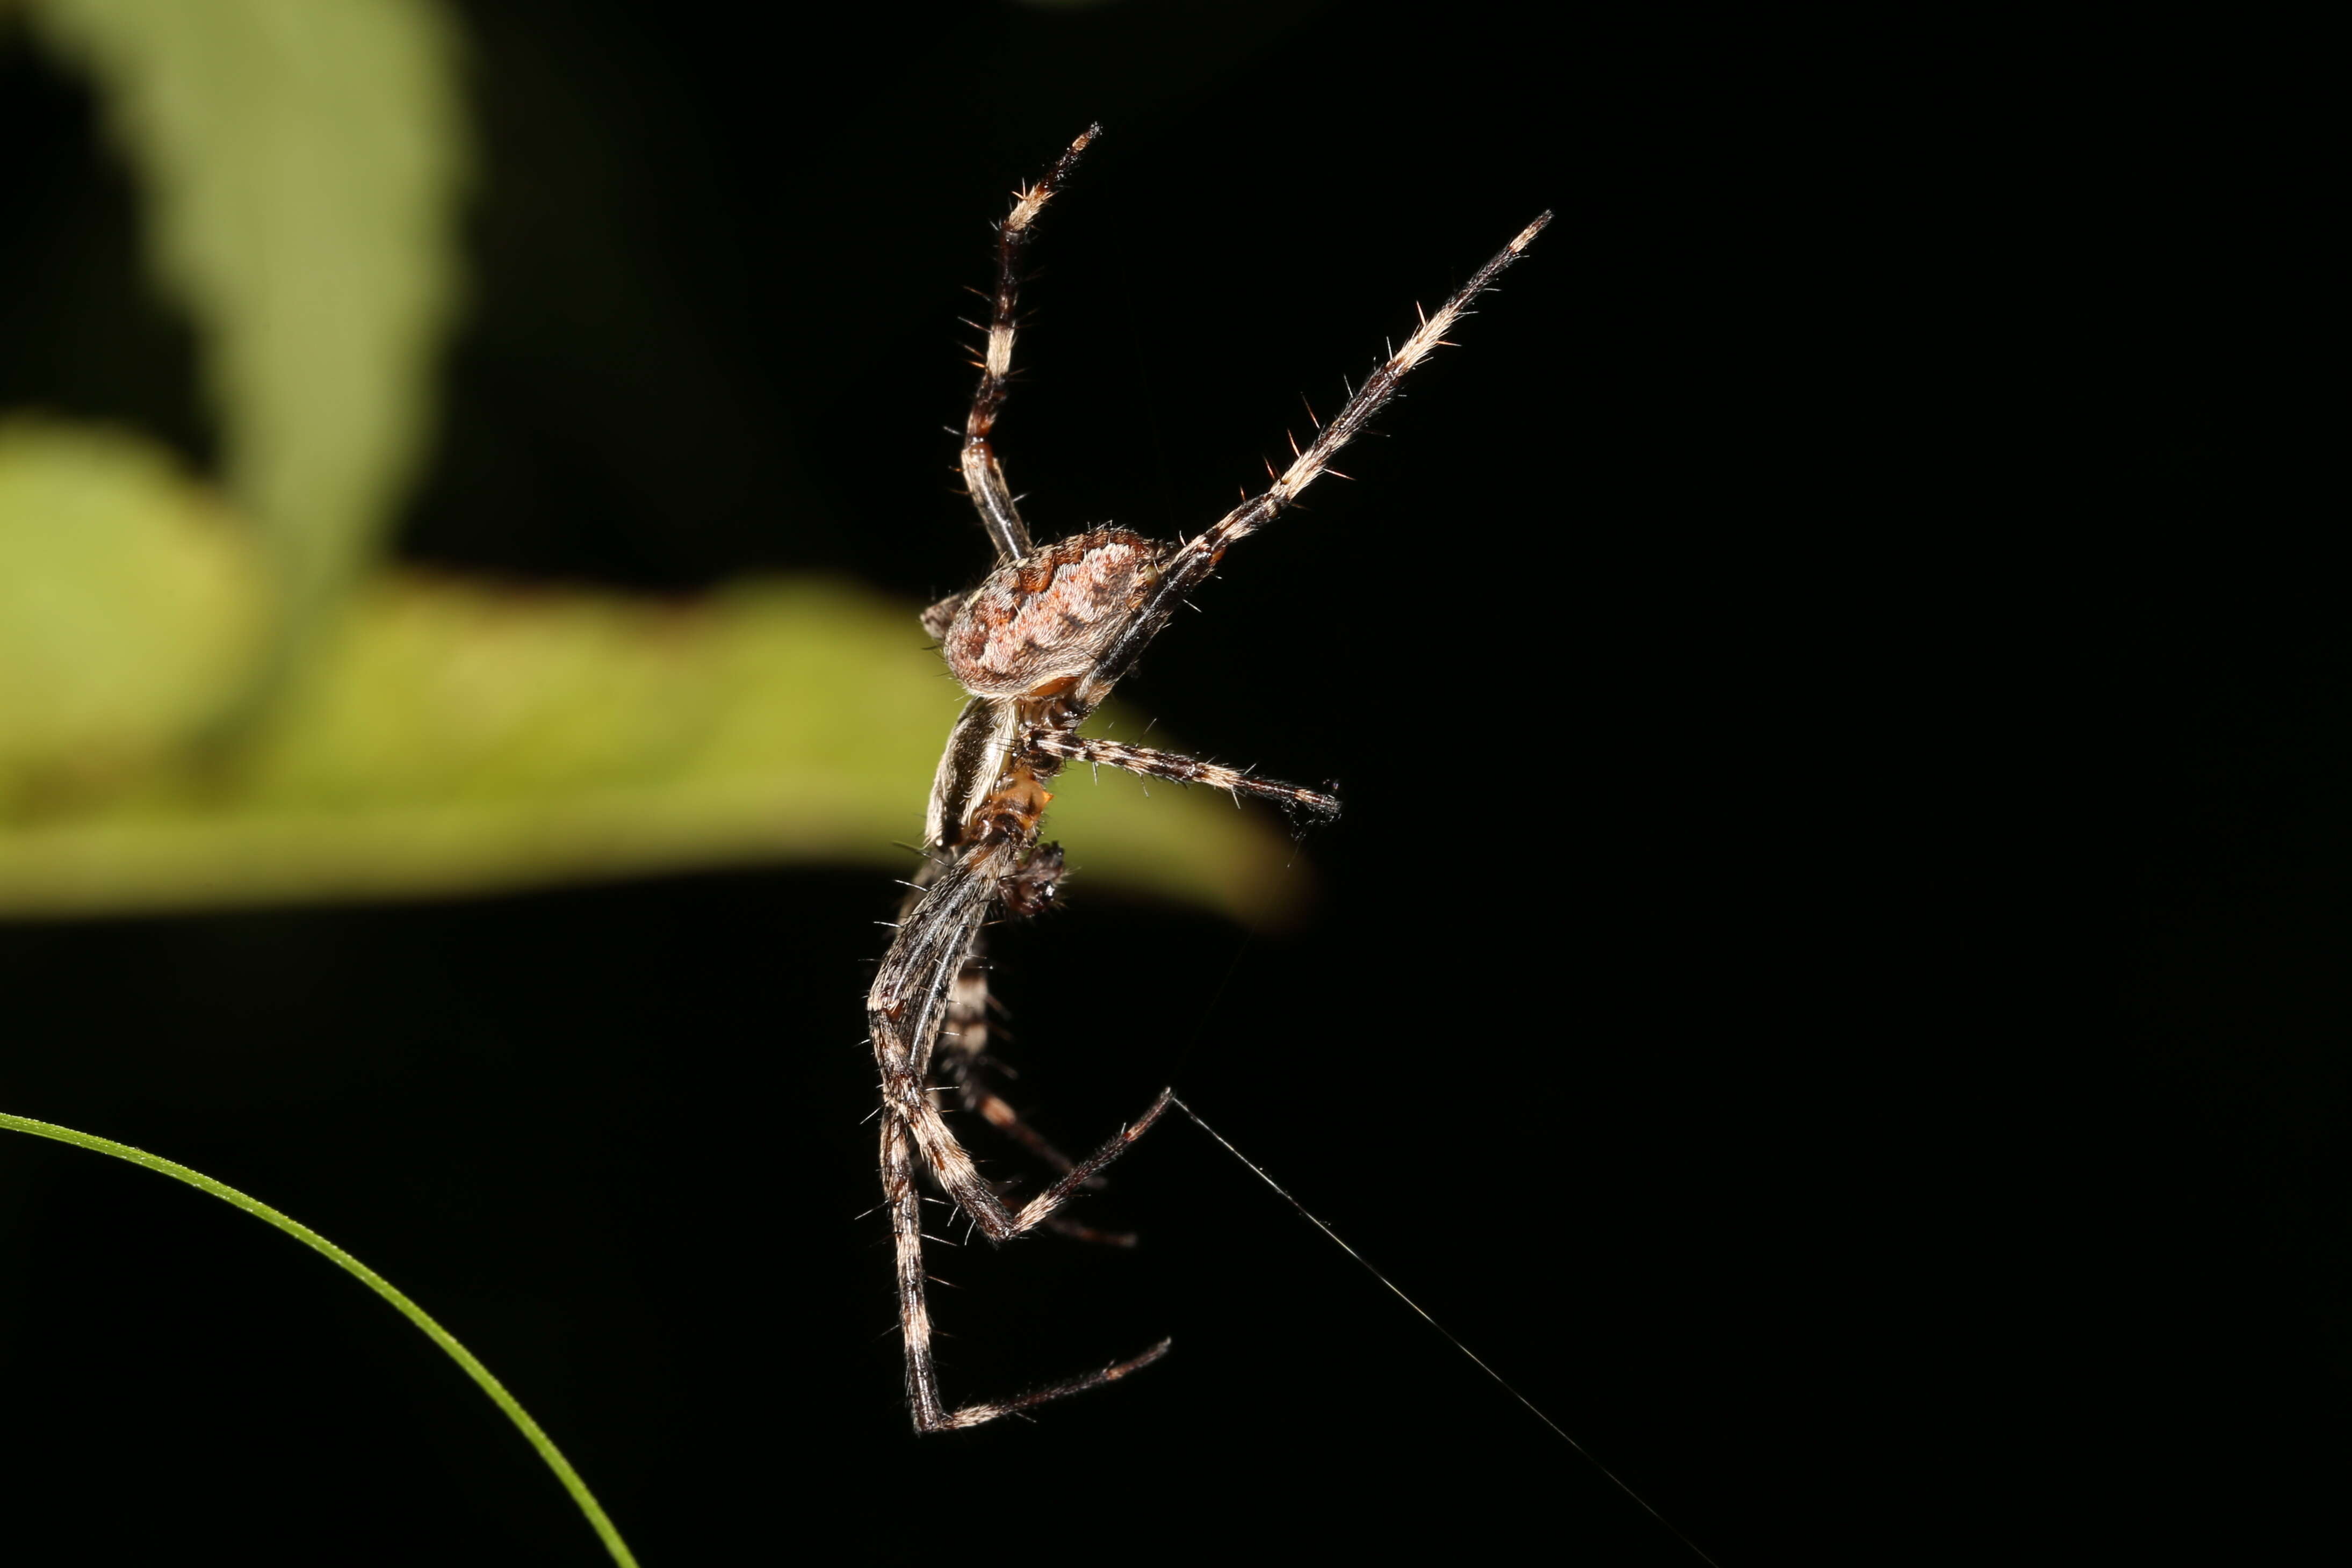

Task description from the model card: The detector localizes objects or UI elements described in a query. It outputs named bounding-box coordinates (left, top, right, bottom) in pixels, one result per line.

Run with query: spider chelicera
left=868, top=125, right=1548, bottom=1434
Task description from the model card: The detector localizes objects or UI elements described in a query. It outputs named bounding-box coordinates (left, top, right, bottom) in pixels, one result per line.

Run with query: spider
left=868, top=125, right=1548, bottom=1434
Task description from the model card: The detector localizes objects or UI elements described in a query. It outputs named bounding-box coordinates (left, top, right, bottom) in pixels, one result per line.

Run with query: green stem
left=0, top=1110, right=639, bottom=1568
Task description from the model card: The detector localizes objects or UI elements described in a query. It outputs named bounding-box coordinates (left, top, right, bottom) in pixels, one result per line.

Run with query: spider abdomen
left=941, top=528, right=1163, bottom=698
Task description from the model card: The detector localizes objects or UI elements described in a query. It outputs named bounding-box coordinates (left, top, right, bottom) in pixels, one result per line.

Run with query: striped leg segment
left=1027, top=729, right=1341, bottom=820
left=929, top=953, right=1128, bottom=1237
left=928, top=1336, right=1173, bottom=1435
left=870, top=850, right=1170, bottom=1432
left=1079, top=211, right=1554, bottom=704
left=961, top=123, right=1101, bottom=563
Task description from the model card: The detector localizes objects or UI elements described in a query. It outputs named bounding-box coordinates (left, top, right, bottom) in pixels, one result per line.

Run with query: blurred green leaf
left=0, top=424, right=1311, bottom=924
left=1, top=9, right=1309, bottom=925
left=0, top=420, right=263, bottom=796
left=24, top=0, right=468, bottom=720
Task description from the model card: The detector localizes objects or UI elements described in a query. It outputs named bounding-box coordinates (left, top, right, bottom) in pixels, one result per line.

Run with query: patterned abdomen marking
left=942, top=529, right=1163, bottom=698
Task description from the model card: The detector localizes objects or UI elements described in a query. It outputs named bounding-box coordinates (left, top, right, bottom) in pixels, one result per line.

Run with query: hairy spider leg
left=1073, top=211, right=1554, bottom=710
left=1023, top=729, right=1341, bottom=819
left=931, top=955, right=1087, bottom=1170
left=961, top=124, right=1101, bottom=564
left=907, top=826, right=1102, bottom=1187
left=924, top=924, right=1130, bottom=1241
left=936, top=1038, right=1126, bottom=1204
left=882, top=1113, right=1163, bottom=1433
left=870, top=851, right=1172, bottom=1430
left=875, top=855, right=1167, bottom=1239
left=902, top=856, right=1132, bottom=1220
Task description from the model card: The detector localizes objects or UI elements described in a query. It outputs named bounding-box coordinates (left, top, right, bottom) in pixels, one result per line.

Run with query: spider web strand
left=1164, top=1093, right=1722, bottom=1568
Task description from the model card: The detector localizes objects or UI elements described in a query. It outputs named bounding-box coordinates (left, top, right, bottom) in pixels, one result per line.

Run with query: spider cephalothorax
left=868, top=125, right=1546, bottom=1434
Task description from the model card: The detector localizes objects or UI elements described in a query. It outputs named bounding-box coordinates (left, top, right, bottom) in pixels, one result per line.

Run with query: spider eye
left=942, top=528, right=1161, bottom=697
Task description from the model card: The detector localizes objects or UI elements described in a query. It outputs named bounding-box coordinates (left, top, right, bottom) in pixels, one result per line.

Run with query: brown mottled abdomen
left=941, top=528, right=1162, bottom=698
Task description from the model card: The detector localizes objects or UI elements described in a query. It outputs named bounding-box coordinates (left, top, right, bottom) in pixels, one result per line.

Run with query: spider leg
left=1025, top=729, right=1341, bottom=820
left=925, top=1054, right=1139, bottom=1245
left=914, top=1118, right=1135, bottom=1247
left=924, top=849, right=1101, bottom=1182
left=883, top=1111, right=950, bottom=1428
left=927, top=1334, right=1174, bottom=1435
left=891, top=1046, right=1173, bottom=1246
left=961, top=124, right=1100, bottom=563
left=1078, top=211, right=1553, bottom=706
left=930, top=937, right=1124, bottom=1223
left=937, top=1043, right=1101, bottom=1185
left=870, top=848, right=1170, bottom=1432
left=877, top=856, right=1166, bottom=1246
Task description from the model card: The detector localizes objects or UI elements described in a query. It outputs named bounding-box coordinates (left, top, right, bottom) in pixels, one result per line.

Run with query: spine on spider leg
left=1025, top=730, right=1341, bottom=820
left=1075, top=211, right=1553, bottom=707
left=962, top=124, right=1103, bottom=563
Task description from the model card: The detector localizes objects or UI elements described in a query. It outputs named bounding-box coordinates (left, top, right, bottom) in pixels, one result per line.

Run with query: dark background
left=1, top=2, right=2337, bottom=1562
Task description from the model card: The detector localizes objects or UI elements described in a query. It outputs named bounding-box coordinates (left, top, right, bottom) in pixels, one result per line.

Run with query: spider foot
left=925, top=1338, right=1174, bottom=1434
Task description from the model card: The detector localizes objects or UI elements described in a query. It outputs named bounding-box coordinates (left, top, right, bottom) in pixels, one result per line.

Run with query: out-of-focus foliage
left=24, top=0, right=468, bottom=717
left=0, top=1, right=1304, bottom=923
left=0, top=424, right=1304, bottom=921
left=0, top=421, right=262, bottom=786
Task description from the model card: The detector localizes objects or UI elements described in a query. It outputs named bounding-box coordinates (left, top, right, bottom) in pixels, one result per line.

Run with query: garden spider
left=868, top=125, right=1548, bottom=1434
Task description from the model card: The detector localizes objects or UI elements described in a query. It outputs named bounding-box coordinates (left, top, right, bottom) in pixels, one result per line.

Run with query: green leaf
left=0, top=424, right=1313, bottom=924
left=0, top=420, right=263, bottom=796
left=22, top=0, right=468, bottom=719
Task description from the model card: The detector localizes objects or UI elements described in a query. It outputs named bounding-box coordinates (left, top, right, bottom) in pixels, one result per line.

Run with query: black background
left=1, top=3, right=2338, bottom=1563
